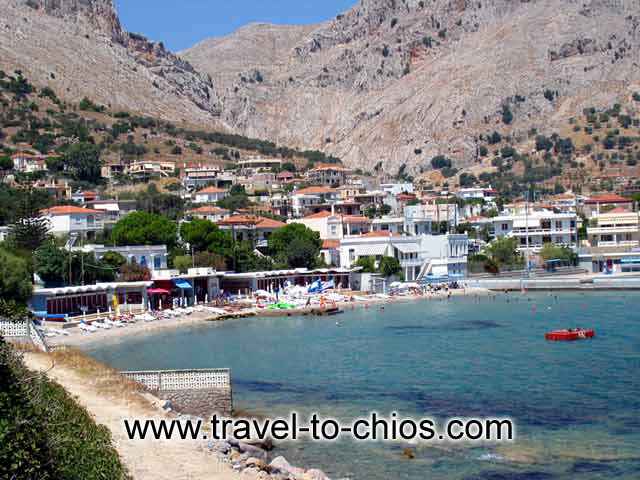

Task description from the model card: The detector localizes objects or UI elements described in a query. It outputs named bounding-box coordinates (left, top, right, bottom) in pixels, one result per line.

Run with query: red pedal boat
left=545, top=329, right=595, bottom=341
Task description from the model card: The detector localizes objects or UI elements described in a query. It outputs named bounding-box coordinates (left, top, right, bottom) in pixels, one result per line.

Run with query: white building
left=491, top=209, right=577, bottom=253
left=455, top=187, right=498, bottom=201
left=41, top=206, right=105, bottom=240
left=339, top=232, right=468, bottom=281
left=381, top=183, right=414, bottom=196
left=586, top=209, right=640, bottom=249
left=290, top=210, right=370, bottom=240
left=186, top=206, right=230, bottom=223
left=193, top=186, right=228, bottom=204
left=75, top=244, right=168, bottom=271
left=290, top=186, right=339, bottom=217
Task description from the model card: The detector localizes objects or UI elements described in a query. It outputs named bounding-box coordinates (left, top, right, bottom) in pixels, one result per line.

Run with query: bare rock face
left=182, top=0, right=640, bottom=172
left=5, top=0, right=221, bottom=121
left=4, top=0, right=640, bottom=173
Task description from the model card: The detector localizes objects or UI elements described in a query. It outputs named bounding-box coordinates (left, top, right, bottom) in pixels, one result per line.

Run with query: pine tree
left=8, top=189, right=50, bottom=252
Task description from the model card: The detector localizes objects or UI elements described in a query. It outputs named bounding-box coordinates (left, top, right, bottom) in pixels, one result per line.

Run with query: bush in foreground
left=0, top=339, right=128, bottom=480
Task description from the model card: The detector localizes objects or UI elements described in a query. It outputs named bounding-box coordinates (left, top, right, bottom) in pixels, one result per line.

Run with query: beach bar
left=30, top=281, right=152, bottom=319
left=220, top=268, right=353, bottom=295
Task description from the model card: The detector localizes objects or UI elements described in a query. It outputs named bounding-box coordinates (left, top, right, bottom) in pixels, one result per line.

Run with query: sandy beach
left=45, top=287, right=490, bottom=349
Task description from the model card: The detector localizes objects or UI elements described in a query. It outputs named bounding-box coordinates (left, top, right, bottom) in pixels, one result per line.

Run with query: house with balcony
left=491, top=209, right=577, bottom=253
left=41, top=206, right=105, bottom=240
left=193, top=186, right=229, bottom=204
left=290, top=186, right=339, bottom=217
left=582, top=194, right=633, bottom=217
left=339, top=231, right=468, bottom=282
left=290, top=210, right=370, bottom=240
left=217, top=215, right=286, bottom=247
left=306, top=164, right=350, bottom=187
left=11, top=152, right=49, bottom=173
left=186, top=205, right=230, bottom=223
left=586, top=209, right=640, bottom=249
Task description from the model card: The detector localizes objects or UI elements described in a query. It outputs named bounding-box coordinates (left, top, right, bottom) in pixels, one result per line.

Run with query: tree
left=54, top=142, right=103, bottom=183
left=100, top=251, right=126, bottom=271
left=119, top=263, right=151, bottom=282
left=354, top=256, right=376, bottom=272
left=0, top=247, right=32, bottom=304
left=111, top=211, right=177, bottom=248
left=485, top=237, right=522, bottom=268
left=180, top=219, right=232, bottom=255
left=378, top=256, right=401, bottom=278
left=8, top=189, right=51, bottom=252
left=268, top=223, right=321, bottom=269
left=539, top=244, right=577, bottom=265
left=431, top=155, right=452, bottom=169
left=33, top=240, right=67, bottom=286
left=0, top=155, right=13, bottom=171
left=173, top=255, right=192, bottom=273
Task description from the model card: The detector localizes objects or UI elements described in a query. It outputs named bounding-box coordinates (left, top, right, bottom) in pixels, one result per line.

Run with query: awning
left=513, top=218, right=540, bottom=229
left=355, top=244, right=388, bottom=256
left=173, top=279, right=193, bottom=290
left=393, top=242, right=420, bottom=254
left=148, top=288, right=170, bottom=295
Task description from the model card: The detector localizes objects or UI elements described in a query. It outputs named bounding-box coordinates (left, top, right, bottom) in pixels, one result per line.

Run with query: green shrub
left=0, top=340, right=127, bottom=480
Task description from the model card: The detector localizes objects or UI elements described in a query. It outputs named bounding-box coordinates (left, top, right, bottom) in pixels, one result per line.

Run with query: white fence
left=0, top=319, right=29, bottom=337
left=0, top=319, right=49, bottom=352
left=121, top=368, right=231, bottom=391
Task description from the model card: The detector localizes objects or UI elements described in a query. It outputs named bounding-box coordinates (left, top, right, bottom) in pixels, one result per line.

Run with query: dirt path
left=23, top=353, right=251, bottom=480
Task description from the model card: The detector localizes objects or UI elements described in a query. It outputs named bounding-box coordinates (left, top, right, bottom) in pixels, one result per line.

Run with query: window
left=501, top=223, right=509, bottom=231
left=154, top=256, right=161, bottom=269
left=555, top=221, right=563, bottom=230
left=349, top=249, right=355, bottom=261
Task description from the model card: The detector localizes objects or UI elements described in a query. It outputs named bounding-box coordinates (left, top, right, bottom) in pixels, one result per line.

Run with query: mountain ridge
left=2, top=0, right=639, bottom=174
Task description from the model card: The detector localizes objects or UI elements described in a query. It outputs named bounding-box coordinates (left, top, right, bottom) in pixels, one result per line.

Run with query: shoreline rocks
left=207, top=440, right=332, bottom=480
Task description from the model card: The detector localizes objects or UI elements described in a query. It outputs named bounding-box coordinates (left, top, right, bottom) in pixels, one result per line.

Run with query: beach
left=45, top=287, right=490, bottom=348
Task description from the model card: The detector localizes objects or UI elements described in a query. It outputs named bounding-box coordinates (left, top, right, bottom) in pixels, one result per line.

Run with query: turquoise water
left=88, top=293, right=640, bottom=479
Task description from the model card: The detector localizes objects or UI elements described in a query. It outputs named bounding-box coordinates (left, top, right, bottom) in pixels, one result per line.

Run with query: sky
left=115, top=0, right=356, bottom=52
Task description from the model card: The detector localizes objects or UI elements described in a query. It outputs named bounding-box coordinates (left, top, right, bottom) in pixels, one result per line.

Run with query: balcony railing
left=587, top=226, right=639, bottom=234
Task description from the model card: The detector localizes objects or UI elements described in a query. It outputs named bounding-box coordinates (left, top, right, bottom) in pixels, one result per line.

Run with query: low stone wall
left=160, top=388, right=233, bottom=417
left=121, top=368, right=233, bottom=416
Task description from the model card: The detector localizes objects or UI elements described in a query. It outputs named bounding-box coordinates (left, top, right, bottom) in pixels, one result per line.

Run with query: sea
left=88, top=292, right=640, bottom=480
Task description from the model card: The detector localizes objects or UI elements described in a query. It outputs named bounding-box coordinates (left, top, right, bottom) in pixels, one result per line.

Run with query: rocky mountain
left=0, top=0, right=221, bottom=124
left=182, top=0, right=640, bottom=173
left=2, top=0, right=639, bottom=174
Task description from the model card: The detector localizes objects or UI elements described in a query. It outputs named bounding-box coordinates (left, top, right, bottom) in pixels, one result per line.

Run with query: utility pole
left=525, top=190, right=530, bottom=278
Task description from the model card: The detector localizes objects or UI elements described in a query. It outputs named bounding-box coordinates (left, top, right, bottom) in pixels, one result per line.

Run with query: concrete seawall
left=468, top=275, right=640, bottom=291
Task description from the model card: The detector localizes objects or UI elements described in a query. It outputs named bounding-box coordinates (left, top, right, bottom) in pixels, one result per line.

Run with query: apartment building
left=491, top=209, right=577, bottom=252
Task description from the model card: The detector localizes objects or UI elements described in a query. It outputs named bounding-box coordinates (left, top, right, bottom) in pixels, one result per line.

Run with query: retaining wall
left=121, top=368, right=233, bottom=416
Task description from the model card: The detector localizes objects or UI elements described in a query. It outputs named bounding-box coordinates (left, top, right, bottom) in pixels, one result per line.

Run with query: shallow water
left=88, top=292, right=640, bottom=479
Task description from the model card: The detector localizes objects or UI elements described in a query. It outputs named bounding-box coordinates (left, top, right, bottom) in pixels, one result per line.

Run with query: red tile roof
left=217, top=215, right=286, bottom=229
left=605, top=207, right=631, bottom=214
left=295, top=186, right=336, bottom=195
left=197, top=186, right=227, bottom=194
left=342, top=215, right=370, bottom=224
left=43, top=206, right=103, bottom=215
left=322, top=239, right=340, bottom=249
left=188, top=206, right=229, bottom=215
left=360, top=231, right=399, bottom=237
left=584, top=194, right=631, bottom=204
left=303, top=210, right=332, bottom=219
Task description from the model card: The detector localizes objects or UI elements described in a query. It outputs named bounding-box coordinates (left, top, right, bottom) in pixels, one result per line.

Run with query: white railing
left=29, top=321, right=49, bottom=352
left=0, top=319, right=48, bottom=352
left=594, top=240, right=639, bottom=248
left=121, top=368, right=231, bottom=391
left=0, top=319, right=29, bottom=337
